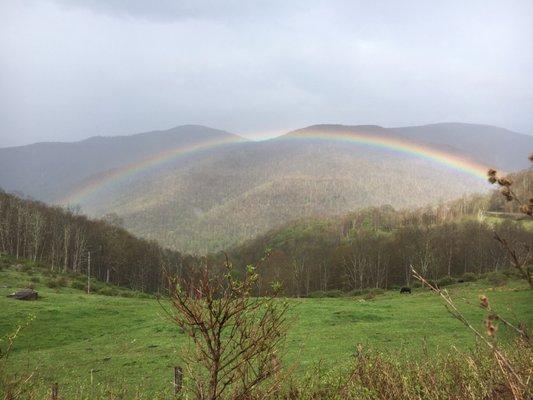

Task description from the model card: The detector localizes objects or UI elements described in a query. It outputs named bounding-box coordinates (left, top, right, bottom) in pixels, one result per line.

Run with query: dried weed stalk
left=412, top=267, right=530, bottom=400
left=487, top=158, right=533, bottom=288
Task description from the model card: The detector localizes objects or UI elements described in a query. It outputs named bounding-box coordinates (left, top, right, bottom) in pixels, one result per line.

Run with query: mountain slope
left=225, top=179, right=533, bottom=296
left=0, top=125, right=244, bottom=202
left=392, top=123, right=532, bottom=171
left=1, top=122, right=528, bottom=253
left=81, top=124, right=496, bottom=252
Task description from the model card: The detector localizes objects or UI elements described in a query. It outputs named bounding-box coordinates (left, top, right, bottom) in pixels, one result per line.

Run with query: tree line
left=229, top=172, right=532, bottom=296
left=1, top=167, right=531, bottom=295
left=0, top=189, right=201, bottom=292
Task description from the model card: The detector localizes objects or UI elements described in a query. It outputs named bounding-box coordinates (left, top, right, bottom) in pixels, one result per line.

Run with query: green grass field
left=1, top=256, right=532, bottom=397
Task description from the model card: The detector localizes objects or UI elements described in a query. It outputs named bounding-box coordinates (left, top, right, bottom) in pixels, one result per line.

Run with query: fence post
left=51, top=382, right=58, bottom=400
left=174, top=366, right=183, bottom=395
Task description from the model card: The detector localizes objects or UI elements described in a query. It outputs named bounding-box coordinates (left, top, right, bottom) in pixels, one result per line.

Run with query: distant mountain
left=0, top=125, right=244, bottom=202
left=392, top=123, right=532, bottom=171
left=1, top=123, right=530, bottom=254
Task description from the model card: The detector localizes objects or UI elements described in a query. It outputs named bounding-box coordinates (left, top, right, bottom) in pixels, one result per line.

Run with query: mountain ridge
left=1, top=122, right=530, bottom=253
left=0, top=125, right=243, bottom=202
left=0, top=124, right=245, bottom=150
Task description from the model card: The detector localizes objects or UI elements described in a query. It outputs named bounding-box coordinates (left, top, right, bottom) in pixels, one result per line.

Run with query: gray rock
left=7, top=288, right=38, bottom=300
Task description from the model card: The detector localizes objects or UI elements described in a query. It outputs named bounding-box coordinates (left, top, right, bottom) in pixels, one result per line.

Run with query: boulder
left=7, top=288, right=38, bottom=300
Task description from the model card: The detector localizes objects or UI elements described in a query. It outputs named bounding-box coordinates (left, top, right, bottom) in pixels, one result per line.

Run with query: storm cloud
left=1, top=0, right=532, bottom=147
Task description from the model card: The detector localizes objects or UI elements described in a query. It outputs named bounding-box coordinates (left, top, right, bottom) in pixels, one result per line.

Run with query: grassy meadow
left=1, top=255, right=532, bottom=397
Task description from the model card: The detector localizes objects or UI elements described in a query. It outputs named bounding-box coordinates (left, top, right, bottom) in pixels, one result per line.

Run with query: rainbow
left=57, top=135, right=242, bottom=205
left=58, top=128, right=492, bottom=206
left=284, top=128, right=491, bottom=179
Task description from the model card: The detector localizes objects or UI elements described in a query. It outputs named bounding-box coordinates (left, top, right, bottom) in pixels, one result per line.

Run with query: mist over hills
left=1, top=122, right=531, bottom=254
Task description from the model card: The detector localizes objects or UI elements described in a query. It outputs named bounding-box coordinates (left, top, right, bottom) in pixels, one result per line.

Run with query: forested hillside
left=1, top=171, right=530, bottom=296
left=0, top=190, right=196, bottom=293
left=78, top=124, right=501, bottom=253
left=2, top=123, right=531, bottom=253
left=229, top=169, right=533, bottom=296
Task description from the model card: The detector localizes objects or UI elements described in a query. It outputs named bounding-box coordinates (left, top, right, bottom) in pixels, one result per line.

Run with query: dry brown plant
left=163, top=255, right=290, bottom=400
left=487, top=158, right=533, bottom=289
left=412, top=267, right=531, bottom=400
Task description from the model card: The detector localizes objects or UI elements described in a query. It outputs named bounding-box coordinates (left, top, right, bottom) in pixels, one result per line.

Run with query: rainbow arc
left=58, top=129, right=492, bottom=206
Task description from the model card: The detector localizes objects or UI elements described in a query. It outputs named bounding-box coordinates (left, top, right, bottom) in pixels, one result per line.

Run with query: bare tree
left=29, top=210, right=44, bottom=262
left=72, top=226, right=87, bottom=273
left=165, top=256, right=289, bottom=400
left=343, top=252, right=366, bottom=291
left=62, top=223, right=71, bottom=272
left=290, top=256, right=306, bottom=297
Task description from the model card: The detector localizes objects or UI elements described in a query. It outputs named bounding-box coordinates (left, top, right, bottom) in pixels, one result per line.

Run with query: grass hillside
left=1, top=254, right=531, bottom=397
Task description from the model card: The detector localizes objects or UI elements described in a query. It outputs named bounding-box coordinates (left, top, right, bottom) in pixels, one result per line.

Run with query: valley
left=2, top=2, right=532, bottom=398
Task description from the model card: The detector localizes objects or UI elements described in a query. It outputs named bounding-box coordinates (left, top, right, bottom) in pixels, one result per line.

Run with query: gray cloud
left=53, top=0, right=287, bottom=22
left=1, top=0, right=532, bottom=147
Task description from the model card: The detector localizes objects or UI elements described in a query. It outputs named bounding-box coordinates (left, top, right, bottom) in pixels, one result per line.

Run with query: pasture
left=1, top=259, right=531, bottom=397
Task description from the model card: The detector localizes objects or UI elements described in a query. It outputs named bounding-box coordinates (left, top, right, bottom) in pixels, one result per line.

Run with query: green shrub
left=501, top=268, right=521, bottom=279
left=347, top=289, right=363, bottom=297
left=308, top=291, right=326, bottom=298
left=42, top=269, right=56, bottom=277
left=485, top=272, right=508, bottom=286
left=411, top=281, right=422, bottom=288
left=25, top=261, right=45, bottom=270
left=47, top=276, right=68, bottom=288
left=30, top=276, right=40, bottom=283
left=99, top=287, right=119, bottom=297
left=89, top=281, right=104, bottom=292
left=323, top=289, right=344, bottom=298
left=134, top=292, right=152, bottom=299
left=20, top=264, right=33, bottom=274
left=437, top=276, right=456, bottom=287
left=70, top=280, right=86, bottom=291
left=72, top=279, right=102, bottom=293
left=46, top=279, right=59, bottom=288
left=461, top=272, right=478, bottom=282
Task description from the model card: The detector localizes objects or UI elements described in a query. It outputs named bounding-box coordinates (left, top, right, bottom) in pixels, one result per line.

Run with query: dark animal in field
left=7, top=288, right=38, bottom=300
left=400, top=287, right=411, bottom=294
left=457, top=279, right=465, bottom=283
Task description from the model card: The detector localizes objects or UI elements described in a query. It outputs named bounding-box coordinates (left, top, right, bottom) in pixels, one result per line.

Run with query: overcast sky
left=1, top=0, right=532, bottom=147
